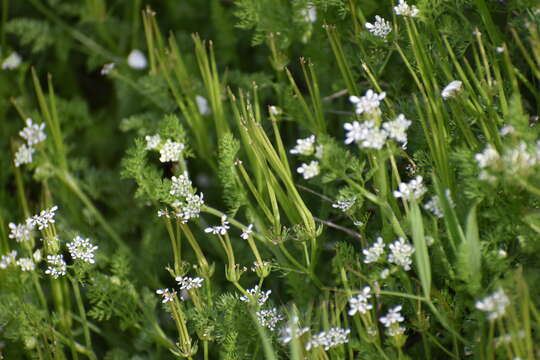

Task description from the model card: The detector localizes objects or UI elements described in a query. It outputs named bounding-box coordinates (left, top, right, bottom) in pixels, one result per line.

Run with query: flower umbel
left=365, top=16, right=392, bottom=39
left=67, top=236, right=98, bottom=264
left=45, top=254, right=67, bottom=279
left=20, top=118, right=46, bottom=146
left=476, top=288, right=510, bottom=321
left=348, top=287, right=373, bottom=316
left=297, top=161, right=320, bottom=180
left=388, top=238, right=415, bottom=271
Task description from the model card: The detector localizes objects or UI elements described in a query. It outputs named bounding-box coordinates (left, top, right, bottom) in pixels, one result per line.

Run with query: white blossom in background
left=503, top=142, right=535, bottom=175
left=348, top=286, right=373, bottom=316
left=306, top=327, right=351, bottom=351
left=100, top=62, right=115, bottom=75
left=204, top=215, right=230, bottom=235
left=170, top=172, right=192, bottom=198
left=159, top=139, right=185, bottom=162
left=441, top=80, right=463, bottom=99
left=363, top=237, right=386, bottom=264
left=29, top=206, right=59, bottom=230
left=380, top=268, right=391, bottom=279
left=44, top=254, right=66, bottom=279
left=499, top=125, right=515, bottom=136
left=332, top=196, right=356, bottom=212
left=67, top=236, right=98, bottom=264
left=349, top=90, right=386, bottom=115
left=279, top=316, right=310, bottom=345
left=195, top=95, right=211, bottom=116
left=256, top=308, right=284, bottom=331
left=290, top=135, right=316, bottom=155
left=16, top=257, right=35, bottom=271
left=241, top=224, right=253, bottom=240
left=393, top=175, right=427, bottom=200
left=2, top=52, right=22, bottom=70
left=269, top=105, right=282, bottom=116
left=476, top=288, right=510, bottom=321
left=388, top=238, right=415, bottom=271
left=145, top=134, right=162, bottom=150
left=383, top=114, right=411, bottom=143
left=8, top=222, right=33, bottom=243
left=175, top=276, right=204, bottom=290
left=297, top=161, right=320, bottom=180
left=424, top=189, right=454, bottom=218
left=127, top=49, right=147, bottom=69
left=380, top=305, right=406, bottom=336
left=156, top=288, right=176, bottom=303
left=175, top=193, right=204, bottom=223
left=475, top=145, right=500, bottom=169
left=20, top=118, right=46, bottom=146
left=301, top=2, right=317, bottom=23
left=365, top=16, right=392, bottom=39
left=344, top=121, right=387, bottom=149
left=0, top=250, right=17, bottom=269
left=393, top=0, right=419, bottom=17
left=315, top=144, right=324, bottom=159
left=14, top=144, right=35, bottom=167
left=240, top=285, right=271, bottom=306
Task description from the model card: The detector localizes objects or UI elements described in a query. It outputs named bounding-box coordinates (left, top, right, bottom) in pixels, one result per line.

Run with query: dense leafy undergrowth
left=1, top=0, right=540, bottom=359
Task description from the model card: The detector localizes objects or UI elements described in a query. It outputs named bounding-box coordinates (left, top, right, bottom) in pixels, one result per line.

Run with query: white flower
left=17, top=257, right=35, bottom=271
left=365, top=16, right=392, bottom=38
left=290, top=135, right=316, bottom=155
left=175, top=193, right=204, bottom=223
left=195, top=95, right=211, bottom=116
left=240, top=285, right=271, bottom=306
left=388, top=238, right=415, bottom=271
left=8, top=222, right=33, bottom=243
left=204, top=215, right=230, bottom=235
left=363, top=237, right=385, bottom=264
left=145, top=134, right=162, bottom=150
left=380, top=268, right=390, bottom=279
left=20, top=118, right=46, bottom=146
left=344, top=120, right=387, bottom=149
left=499, top=125, right=515, bottom=136
left=156, top=288, right=176, bottom=303
left=256, top=308, right=284, bottom=331
left=380, top=305, right=405, bottom=328
left=503, top=142, right=535, bottom=174
left=315, top=144, right=324, bottom=159
left=175, top=276, right=204, bottom=290
left=424, top=189, right=453, bottom=218
left=269, top=105, right=282, bottom=116
left=159, top=139, right=185, bottom=162
left=127, top=49, right=147, bottom=69
left=67, top=236, right=98, bottom=264
left=29, top=206, right=59, bottom=230
left=441, top=80, right=463, bottom=99
left=475, top=145, right=500, bottom=172
left=14, top=144, right=35, bottom=167
left=170, top=172, right=192, bottom=198
left=0, top=251, right=17, bottom=269
left=383, top=114, right=411, bottom=143
left=297, top=161, right=320, bottom=180
left=306, top=328, right=351, bottom=351
left=349, top=90, right=386, bottom=115
left=241, top=224, right=253, bottom=239
left=2, top=52, right=22, bottom=70
left=393, top=175, right=426, bottom=200
left=100, top=62, right=115, bottom=75
left=279, top=316, right=310, bottom=345
left=44, top=254, right=67, bottom=279
left=393, top=0, right=419, bottom=17
left=348, top=287, right=373, bottom=316
left=301, top=2, right=317, bottom=23
left=332, top=196, right=356, bottom=212
left=476, top=288, right=510, bottom=321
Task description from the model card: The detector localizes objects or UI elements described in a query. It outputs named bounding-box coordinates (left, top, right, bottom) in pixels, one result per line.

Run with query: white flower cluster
left=127, top=49, right=147, bottom=70
left=170, top=172, right=192, bottom=198
left=348, top=286, right=373, bottom=316
left=383, top=114, right=412, bottom=144
left=344, top=113, right=412, bottom=150
left=301, top=2, right=317, bottom=23
left=240, top=285, right=272, bottom=306
left=393, top=0, right=419, bottom=17
left=1, top=248, right=41, bottom=273
left=16, top=257, right=36, bottom=271
left=332, top=196, right=356, bottom=212
left=362, top=237, right=415, bottom=271
left=8, top=221, right=33, bottom=243
left=365, top=16, right=392, bottom=39
left=441, top=80, right=463, bottom=99
left=14, top=118, right=47, bottom=167
left=2, top=52, right=22, bottom=70
left=349, top=90, right=386, bottom=116
left=424, top=189, right=454, bottom=218
left=175, top=276, right=204, bottom=290
left=306, top=327, right=351, bottom=351
left=297, top=160, right=320, bottom=180
left=29, top=205, right=59, bottom=230
left=256, top=308, right=284, bottom=331
left=279, top=316, right=310, bottom=345
left=475, top=142, right=539, bottom=181
left=380, top=305, right=406, bottom=337
left=393, top=175, right=427, bottom=200
left=67, top=236, right=98, bottom=264
left=204, top=215, right=230, bottom=235
left=290, top=135, right=316, bottom=156
left=475, top=288, right=510, bottom=321
left=0, top=250, right=17, bottom=269
left=167, top=171, right=205, bottom=223
left=44, top=254, right=67, bottom=279
left=156, top=288, right=177, bottom=303
left=144, top=134, right=185, bottom=163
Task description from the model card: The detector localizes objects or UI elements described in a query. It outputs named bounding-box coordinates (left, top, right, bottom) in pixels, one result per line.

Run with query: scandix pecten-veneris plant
left=2, top=0, right=540, bottom=359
